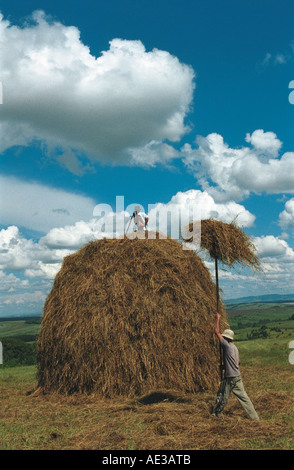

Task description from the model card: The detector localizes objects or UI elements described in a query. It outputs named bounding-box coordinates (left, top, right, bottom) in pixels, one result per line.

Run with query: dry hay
left=183, top=219, right=260, bottom=269
left=37, top=233, right=228, bottom=398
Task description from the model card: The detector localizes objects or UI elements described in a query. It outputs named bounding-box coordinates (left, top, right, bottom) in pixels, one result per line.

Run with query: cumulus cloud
left=0, top=270, right=28, bottom=292
left=0, top=225, right=71, bottom=315
left=0, top=225, right=71, bottom=276
left=37, top=186, right=254, bottom=248
left=0, top=11, right=195, bottom=170
left=279, top=198, right=294, bottom=231
left=147, top=190, right=255, bottom=236
left=0, top=185, right=255, bottom=274
left=185, top=233, right=294, bottom=300
left=182, top=130, right=294, bottom=201
left=24, top=262, right=61, bottom=280
left=244, top=129, right=282, bottom=158
left=0, top=175, right=96, bottom=233
left=0, top=290, right=47, bottom=316
left=210, top=234, right=294, bottom=300
left=41, top=215, right=124, bottom=249
left=0, top=226, right=34, bottom=271
left=32, top=189, right=255, bottom=254
left=128, top=141, right=180, bottom=168
left=253, top=235, right=294, bottom=260
left=249, top=235, right=294, bottom=297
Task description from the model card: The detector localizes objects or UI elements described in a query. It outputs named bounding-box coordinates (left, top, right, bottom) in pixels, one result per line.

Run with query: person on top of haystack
left=133, top=205, right=149, bottom=231
left=211, top=312, right=259, bottom=420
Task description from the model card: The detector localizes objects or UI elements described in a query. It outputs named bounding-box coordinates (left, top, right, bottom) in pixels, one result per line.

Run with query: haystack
left=37, top=232, right=227, bottom=397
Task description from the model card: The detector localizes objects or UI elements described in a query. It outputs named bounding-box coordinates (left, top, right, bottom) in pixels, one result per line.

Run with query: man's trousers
left=211, top=375, right=259, bottom=420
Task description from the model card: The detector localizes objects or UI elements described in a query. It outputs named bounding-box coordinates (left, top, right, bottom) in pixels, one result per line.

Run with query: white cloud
left=41, top=217, right=120, bottom=249
left=0, top=175, right=96, bottom=233
left=0, top=225, right=72, bottom=277
left=35, top=190, right=255, bottom=253
left=250, top=235, right=294, bottom=296
left=245, top=129, right=282, bottom=158
left=279, top=198, right=294, bottom=230
left=0, top=11, right=195, bottom=170
left=0, top=290, right=46, bottom=311
left=0, top=185, right=255, bottom=276
left=260, top=40, right=294, bottom=67
left=146, top=189, right=255, bottom=240
left=40, top=188, right=256, bottom=250
left=211, top=235, right=294, bottom=300
left=0, top=270, right=28, bottom=292
left=24, top=262, right=61, bottom=280
left=191, top=234, right=294, bottom=300
left=128, top=141, right=180, bottom=168
left=0, top=225, right=68, bottom=315
left=275, top=54, right=287, bottom=65
left=0, top=226, right=34, bottom=270
left=261, top=52, right=272, bottom=67
left=182, top=130, right=294, bottom=201
left=252, top=235, right=294, bottom=259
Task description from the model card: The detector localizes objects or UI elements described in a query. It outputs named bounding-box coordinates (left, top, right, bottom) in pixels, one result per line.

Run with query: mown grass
left=0, top=335, right=293, bottom=450
left=1, top=309, right=293, bottom=450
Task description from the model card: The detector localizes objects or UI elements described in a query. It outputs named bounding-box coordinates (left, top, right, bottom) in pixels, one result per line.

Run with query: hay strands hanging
left=182, top=218, right=261, bottom=379
left=182, top=218, right=261, bottom=270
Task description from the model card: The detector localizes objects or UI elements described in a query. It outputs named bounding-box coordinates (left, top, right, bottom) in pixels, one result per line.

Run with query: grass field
left=0, top=319, right=40, bottom=339
left=0, top=305, right=293, bottom=451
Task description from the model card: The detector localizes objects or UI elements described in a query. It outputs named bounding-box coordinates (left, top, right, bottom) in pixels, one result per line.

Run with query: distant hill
left=2, top=293, right=294, bottom=319
left=0, top=313, right=41, bottom=321
left=225, top=293, right=294, bottom=305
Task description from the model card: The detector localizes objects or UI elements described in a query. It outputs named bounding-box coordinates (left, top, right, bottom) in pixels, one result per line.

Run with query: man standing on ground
left=211, top=312, right=259, bottom=420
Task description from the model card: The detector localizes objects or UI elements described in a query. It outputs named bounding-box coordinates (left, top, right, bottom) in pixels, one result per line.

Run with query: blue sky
left=0, top=0, right=294, bottom=316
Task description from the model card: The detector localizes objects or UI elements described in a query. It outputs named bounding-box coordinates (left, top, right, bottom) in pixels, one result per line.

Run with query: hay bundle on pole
left=182, top=219, right=260, bottom=295
left=183, top=218, right=260, bottom=270
left=37, top=233, right=226, bottom=397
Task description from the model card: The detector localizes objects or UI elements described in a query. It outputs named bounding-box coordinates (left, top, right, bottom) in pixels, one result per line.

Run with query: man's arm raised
left=215, top=312, right=223, bottom=342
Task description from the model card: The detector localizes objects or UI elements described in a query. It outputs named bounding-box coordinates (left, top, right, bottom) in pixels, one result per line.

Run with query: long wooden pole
left=215, top=257, right=219, bottom=311
left=215, top=257, right=224, bottom=381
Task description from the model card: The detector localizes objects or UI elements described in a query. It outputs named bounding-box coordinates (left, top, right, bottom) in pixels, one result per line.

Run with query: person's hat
left=222, top=329, right=234, bottom=340
left=134, top=205, right=141, bottom=212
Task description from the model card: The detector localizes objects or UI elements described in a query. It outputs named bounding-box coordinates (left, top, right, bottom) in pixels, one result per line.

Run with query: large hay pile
left=37, top=233, right=227, bottom=397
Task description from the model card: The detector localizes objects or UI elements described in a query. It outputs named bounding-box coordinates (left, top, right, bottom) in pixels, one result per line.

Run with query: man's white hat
left=222, top=329, right=234, bottom=340
left=134, top=205, right=141, bottom=212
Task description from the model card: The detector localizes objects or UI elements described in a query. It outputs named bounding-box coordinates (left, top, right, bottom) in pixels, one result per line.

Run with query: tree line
left=0, top=337, right=37, bottom=367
